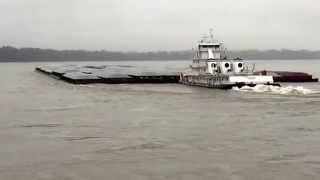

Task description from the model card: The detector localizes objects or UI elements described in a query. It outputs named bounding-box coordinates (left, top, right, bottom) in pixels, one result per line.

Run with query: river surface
left=1, top=60, right=320, bottom=180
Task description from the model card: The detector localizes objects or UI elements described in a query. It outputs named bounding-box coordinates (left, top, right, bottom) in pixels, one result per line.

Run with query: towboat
left=180, top=31, right=280, bottom=89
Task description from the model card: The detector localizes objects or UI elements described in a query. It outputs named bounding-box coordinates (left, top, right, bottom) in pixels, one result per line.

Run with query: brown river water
left=1, top=60, right=320, bottom=180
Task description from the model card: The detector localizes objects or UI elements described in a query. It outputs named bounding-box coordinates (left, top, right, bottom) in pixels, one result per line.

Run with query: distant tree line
left=1, top=46, right=320, bottom=62
left=230, top=49, right=320, bottom=60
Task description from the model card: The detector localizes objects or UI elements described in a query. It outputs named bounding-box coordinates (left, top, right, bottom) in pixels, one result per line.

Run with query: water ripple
left=95, top=142, right=165, bottom=154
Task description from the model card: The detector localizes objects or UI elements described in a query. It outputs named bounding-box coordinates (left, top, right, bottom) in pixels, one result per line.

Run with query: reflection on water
left=0, top=60, right=320, bottom=179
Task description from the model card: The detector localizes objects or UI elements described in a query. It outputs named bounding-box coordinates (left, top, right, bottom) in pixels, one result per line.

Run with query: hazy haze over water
left=1, top=0, right=320, bottom=179
left=0, top=0, right=319, bottom=51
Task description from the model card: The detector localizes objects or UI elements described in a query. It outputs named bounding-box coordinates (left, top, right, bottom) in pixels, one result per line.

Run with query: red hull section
left=256, top=70, right=319, bottom=82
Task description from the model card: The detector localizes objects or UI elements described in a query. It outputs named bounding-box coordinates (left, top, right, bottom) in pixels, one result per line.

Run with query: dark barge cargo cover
left=35, top=65, right=180, bottom=84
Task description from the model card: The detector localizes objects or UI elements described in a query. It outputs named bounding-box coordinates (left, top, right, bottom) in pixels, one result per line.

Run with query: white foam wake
left=232, top=84, right=316, bottom=95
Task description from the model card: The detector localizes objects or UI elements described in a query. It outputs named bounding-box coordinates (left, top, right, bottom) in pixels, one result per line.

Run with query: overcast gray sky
left=0, top=0, right=319, bottom=51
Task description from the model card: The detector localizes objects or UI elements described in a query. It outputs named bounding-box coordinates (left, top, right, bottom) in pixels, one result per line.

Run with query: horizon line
left=1, top=45, right=320, bottom=53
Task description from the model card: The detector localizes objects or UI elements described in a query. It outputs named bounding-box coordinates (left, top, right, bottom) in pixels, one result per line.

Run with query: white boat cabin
left=191, top=32, right=246, bottom=75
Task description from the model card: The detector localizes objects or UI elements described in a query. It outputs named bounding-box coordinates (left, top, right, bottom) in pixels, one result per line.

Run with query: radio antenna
left=209, top=28, right=214, bottom=42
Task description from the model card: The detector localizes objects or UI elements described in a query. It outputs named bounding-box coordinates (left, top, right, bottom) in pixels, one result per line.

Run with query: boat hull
left=180, top=74, right=279, bottom=89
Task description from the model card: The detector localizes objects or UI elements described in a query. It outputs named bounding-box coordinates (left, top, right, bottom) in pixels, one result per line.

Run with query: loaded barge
left=35, top=65, right=179, bottom=84
left=35, top=65, right=318, bottom=85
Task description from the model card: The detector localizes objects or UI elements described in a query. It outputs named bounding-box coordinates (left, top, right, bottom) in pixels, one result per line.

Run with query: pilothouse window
left=201, top=45, right=215, bottom=48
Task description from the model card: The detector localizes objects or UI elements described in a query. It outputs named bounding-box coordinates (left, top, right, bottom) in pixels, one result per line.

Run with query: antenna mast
left=209, top=28, right=214, bottom=42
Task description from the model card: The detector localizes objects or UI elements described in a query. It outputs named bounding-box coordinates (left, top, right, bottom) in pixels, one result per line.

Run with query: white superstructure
left=180, top=30, right=276, bottom=89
